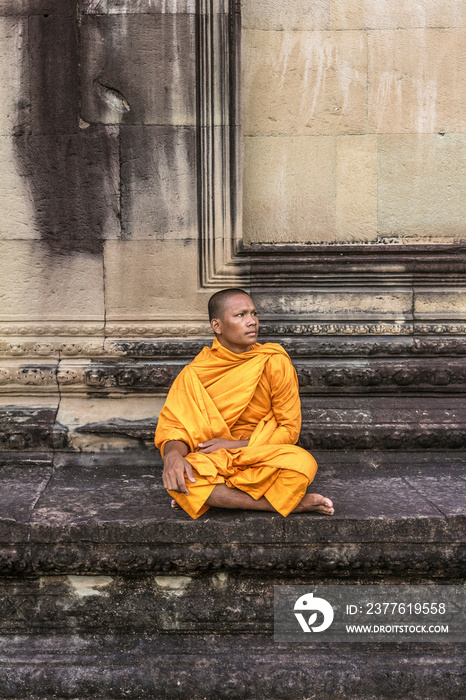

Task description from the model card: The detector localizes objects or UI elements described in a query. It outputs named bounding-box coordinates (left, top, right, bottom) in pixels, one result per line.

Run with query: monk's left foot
left=292, top=493, right=334, bottom=515
left=171, top=498, right=182, bottom=510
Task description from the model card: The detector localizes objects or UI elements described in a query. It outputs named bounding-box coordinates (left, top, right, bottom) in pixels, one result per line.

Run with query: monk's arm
left=162, top=440, right=196, bottom=494
left=267, top=354, right=302, bottom=445
left=198, top=438, right=249, bottom=454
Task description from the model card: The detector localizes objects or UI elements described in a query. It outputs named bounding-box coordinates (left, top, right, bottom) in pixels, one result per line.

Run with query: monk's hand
left=162, top=452, right=196, bottom=495
left=197, top=438, right=249, bottom=454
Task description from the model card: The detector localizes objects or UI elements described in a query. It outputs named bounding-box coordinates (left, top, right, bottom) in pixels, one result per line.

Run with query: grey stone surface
left=0, top=464, right=53, bottom=542
left=0, top=456, right=464, bottom=576
left=27, top=8, right=79, bottom=136
left=0, top=407, right=66, bottom=452
left=0, top=634, right=464, bottom=699
left=80, top=1, right=198, bottom=14
left=14, top=128, right=120, bottom=253
left=0, top=2, right=65, bottom=17
left=120, top=125, right=197, bottom=239
left=80, top=13, right=196, bottom=126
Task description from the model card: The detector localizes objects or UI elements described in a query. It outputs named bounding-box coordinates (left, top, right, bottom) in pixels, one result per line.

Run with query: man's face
left=211, top=293, right=259, bottom=353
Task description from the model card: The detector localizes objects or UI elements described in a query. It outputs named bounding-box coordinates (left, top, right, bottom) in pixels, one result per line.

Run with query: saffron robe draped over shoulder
left=154, top=338, right=318, bottom=518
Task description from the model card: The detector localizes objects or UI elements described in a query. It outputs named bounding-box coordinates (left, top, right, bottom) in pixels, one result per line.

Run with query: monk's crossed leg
left=168, top=444, right=333, bottom=518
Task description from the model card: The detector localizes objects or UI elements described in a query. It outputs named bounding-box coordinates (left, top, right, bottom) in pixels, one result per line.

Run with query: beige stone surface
left=0, top=394, right=59, bottom=411
left=242, top=1, right=330, bottom=31
left=331, top=1, right=466, bottom=30
left=414, top=289, right=466, bottom=319
left=0, top=137, right=38, bottom=239
left=0, top=18, right=25, bottom=136
left=56, top=394, right=164, bottom=450
left=378, top=134, right=466, bottom=241
left=243, top=135, right=336, bottom=244
left=336, top=135, right=378, bottom=242
left=253, top=290, right=413, bottom=320
left=368, top=29, right=466, bottom=134
left=0, top=241, right=105, bottom=321
left=104, top=239, right=206, bottom=320
left=242, top=29, right=367, bottom=136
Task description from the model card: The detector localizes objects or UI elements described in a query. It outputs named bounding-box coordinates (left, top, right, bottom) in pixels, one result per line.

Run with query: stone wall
left=242, top=0, right=466, bottom=244
left=0, top=0, right=466, bottom=455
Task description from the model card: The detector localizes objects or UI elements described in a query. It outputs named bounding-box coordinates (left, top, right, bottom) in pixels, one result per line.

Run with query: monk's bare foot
left=292, top=493, right=334, bottom=515
left=171, top=498, right=182, bottom=510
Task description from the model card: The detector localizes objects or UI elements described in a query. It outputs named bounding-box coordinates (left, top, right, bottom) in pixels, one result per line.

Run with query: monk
left=154, top=289, right=334, bottom=518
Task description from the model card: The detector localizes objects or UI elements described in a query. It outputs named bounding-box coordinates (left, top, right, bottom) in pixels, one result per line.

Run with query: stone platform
left=0, top=451, right=465, bottom=698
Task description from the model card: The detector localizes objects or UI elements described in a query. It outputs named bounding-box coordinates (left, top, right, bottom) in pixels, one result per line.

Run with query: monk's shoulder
left=258, top=341, right=290, bottom=358
left=187, top=345, right=213, bottom=368
left=258, top=342, right=294, bottom=371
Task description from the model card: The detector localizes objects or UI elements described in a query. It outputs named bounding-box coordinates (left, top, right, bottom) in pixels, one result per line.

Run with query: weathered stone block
left=80, top=13, right=196, bottom=125
left=104, top=239, right=204, bottom=321
left=252, top=289, right=413, bottom=320
left=0, top=1, right=65, bottom=16
left=0, top=241, right=105, bottom=320
left=243, top=135, right=336, bottom=244
left=80, top=0, right=109, bottom=11
left=56, top=394, right=165, bottom=451
left=0, top=136, right=38, bottom=239
left=28, top=10, right=79, bottom=135
left=378, top=134, right=466, bottom=241
left=120, top=125, right=197, bottom=239
left=0, top=399, right=61, bottom=457
left=0, top=634, right=464, bottom=700
left=368, top=29, right=466, bottom=133
left=14, top=127, right=120, bottom=250
left=80, top=0, right=198, bottom=13
left=0, top=17, right=26, bottom=137
left=336, top=135, right=378, bottom=242
left=242, top=29, right=367, bottom=136
left=414, top=289, right=466, bottom=321
left=0, top=463, right=53, bottom=542
left=331, top=0, right=466, bottom=30
left=242, top=0, right=331, bottom=30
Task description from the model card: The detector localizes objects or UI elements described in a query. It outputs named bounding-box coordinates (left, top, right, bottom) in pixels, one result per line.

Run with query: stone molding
left=195, top=3, right=466, bottom=289
left=4, top=414, right=466, bottom=453
left=198, top=0, right=245, bottom=287
left=3, top=324, right=466, bottom=360
left=2, top=335, right=466, bottom=395
left=2, top=356, right=466, bottom=392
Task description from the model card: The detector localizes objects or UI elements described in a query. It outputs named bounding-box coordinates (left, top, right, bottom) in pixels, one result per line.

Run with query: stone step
left=0, top=452, right=464, bottom=580
left=0, top=634, right=464, bottom=700
left=1, top=453, right=464, bottom=699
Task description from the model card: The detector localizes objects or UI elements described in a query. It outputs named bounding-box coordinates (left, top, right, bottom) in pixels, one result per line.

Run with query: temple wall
left=242, top=1, right=466, bottom=244
left=0, top=1, right=466, bottom=455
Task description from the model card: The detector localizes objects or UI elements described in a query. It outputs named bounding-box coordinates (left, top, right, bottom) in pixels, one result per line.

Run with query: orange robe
left=154, top=337, right=318, bottom=518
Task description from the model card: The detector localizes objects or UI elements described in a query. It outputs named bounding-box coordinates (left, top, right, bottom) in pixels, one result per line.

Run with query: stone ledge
left=0, top=453, right=465, bottom=577
left=0, top=634, right=464, bottom=700
left=5, top=398, right=466, bottom=453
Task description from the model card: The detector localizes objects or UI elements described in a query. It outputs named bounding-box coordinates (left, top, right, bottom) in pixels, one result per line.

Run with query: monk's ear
left=211, top=318, right=221, bottom=336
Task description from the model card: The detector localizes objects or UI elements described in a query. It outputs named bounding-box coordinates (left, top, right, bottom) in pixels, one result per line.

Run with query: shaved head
left=208, top=288, right=251, bottom=321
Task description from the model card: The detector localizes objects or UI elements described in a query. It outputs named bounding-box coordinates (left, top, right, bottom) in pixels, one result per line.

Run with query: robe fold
left=154, top=337, right=318, bottom=518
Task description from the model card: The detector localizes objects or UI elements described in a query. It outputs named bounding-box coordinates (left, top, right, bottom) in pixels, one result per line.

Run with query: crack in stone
left=95, top=79, right=131, bottom=112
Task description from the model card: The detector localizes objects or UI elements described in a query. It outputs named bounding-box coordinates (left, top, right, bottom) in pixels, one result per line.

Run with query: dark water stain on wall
left=14, top=2, right=118, bottom=256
